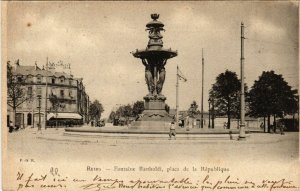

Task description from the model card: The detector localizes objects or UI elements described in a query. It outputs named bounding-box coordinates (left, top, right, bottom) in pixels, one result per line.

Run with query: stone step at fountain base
left=63, top=131, right=249, bottom=141
left=65, top=127, right=248, bottom=135
left=130, top=121, right=171, bottom=131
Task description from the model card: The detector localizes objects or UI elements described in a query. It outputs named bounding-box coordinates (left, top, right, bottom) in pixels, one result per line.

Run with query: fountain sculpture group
left=131, top=14, right=177, bottom=130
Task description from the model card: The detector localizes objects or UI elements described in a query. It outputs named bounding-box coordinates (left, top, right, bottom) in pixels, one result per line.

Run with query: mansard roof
left=14, top=65, right=73, bottom=79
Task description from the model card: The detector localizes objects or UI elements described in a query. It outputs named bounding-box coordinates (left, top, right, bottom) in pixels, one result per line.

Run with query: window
left=27, top=76, right=33, bottom=83
left=69, top=80, right=72, bottom=86
left=69, top=90, right=73, bottom=97
left=60, top=78, right=64, bottom=83
left=37, top=76, right=42, bottom=83
left=28, top=87, right=32, bottom=96
left=52, top=78, right=55, bottom=84
left=60, top=90, right=64, bottom=97
left=17, top=76, right=23, bottom=83
left=37, top=87, right=42, bottom=95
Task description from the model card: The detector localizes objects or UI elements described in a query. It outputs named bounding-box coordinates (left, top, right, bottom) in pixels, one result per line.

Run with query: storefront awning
left=47, top=113, right=82, bottom=120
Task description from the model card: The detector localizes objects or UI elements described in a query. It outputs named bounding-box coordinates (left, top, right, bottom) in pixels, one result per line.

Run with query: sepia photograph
left=2, top=1, right=299, bottom=191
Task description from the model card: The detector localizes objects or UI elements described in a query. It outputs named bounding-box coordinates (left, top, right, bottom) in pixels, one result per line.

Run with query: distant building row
left=168, top=109, right=262, bottom=129
left=7, top=61, right=90, bottom=128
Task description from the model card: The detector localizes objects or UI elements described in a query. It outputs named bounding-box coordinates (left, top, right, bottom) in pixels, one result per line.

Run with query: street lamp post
left=201, top=49, right=204, bottom=129
left=44, top=57, right=49, bottom=130
left=176, top=66, right=179, bottom=128
left=37, top=95, right=42, bottom=131
left=208, top=98, right=211, bottom=128
left=55, top=111, right=58, bottom=130
left=239, top=22, right=246, bottom=140
left=212, top=98, right=215, bottom=129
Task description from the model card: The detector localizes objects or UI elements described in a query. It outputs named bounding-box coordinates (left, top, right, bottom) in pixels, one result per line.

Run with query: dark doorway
left=27, top=113, right=32, bottom=126
left=15, top=113, right=23, bottom=129
left=7, top=115, right=10, bottom=127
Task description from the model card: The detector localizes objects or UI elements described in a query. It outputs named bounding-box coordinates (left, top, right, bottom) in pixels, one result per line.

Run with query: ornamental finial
left=151, top=13, right=159, bottom=20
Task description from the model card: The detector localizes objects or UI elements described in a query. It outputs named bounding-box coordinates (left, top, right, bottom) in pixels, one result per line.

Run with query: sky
left=5, top=1, right=299, bottom=118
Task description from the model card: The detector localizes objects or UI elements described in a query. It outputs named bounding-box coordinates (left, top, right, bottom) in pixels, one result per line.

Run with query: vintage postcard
left=2, top=1, right=300, bottom=191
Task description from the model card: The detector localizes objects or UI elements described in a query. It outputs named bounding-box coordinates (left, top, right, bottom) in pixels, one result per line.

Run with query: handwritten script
left=16, top=168, right=299, bottom=191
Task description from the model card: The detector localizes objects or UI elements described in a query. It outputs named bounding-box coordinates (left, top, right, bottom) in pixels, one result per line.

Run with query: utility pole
left=201, top=49, right=204, bottom=128
left=239, top=22, right=246, bottom=140
left=44, top=57, right=48, bottom=129
left=176, top=65, right=179, bottom=128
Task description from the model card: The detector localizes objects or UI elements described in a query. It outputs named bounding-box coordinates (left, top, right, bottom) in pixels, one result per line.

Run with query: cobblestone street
left=5, top=126, right=299, bottom=164
left=4, top=127, right=299, bottom=191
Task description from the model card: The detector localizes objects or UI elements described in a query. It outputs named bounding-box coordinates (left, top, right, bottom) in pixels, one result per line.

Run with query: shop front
left=47, top=113, right=83, bottom=127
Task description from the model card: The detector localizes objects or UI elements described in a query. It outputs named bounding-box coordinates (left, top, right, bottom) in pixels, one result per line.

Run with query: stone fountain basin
left=133, top=49, right=177, bottom=59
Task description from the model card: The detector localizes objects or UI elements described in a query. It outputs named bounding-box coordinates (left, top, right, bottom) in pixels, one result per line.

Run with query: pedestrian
left=9, top=120, right=14, bottom=133
left=273, top=121, right=277, bottom=133
left=223, top=122, right=227, bottom=129
left=169, top=121, right=176, bottom=140
left=185, top=116, right=190, bottom=131
left=260, top=122, right=264, bottom=129
left=278, top=120, right=285, bottom=135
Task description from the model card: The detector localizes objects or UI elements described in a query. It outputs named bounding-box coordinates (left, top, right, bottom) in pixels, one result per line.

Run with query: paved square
left=5, top=127, right=299, bottom=163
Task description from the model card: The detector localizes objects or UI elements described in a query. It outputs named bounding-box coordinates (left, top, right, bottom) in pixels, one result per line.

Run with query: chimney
left=35, top=61, right=38, bottom=70
left=15, top=59, right=20, bottom=67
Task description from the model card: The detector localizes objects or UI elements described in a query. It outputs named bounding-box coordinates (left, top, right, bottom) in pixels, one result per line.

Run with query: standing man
left=185, top=115, right=190, bottom=131
left=169, top=121, right=176, bottom=140
left=193, top=118, right=197, bottom=128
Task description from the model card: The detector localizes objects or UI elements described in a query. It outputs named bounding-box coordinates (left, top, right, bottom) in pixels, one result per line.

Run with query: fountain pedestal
left=144, top=95, right=166, bottom=111
left=130, top=95, right=173, bottom=131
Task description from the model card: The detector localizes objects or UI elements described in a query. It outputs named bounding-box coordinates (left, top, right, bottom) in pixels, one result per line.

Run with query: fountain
left=64, top=13, right=244, bottom=138
left=130, top=14, right=178, bottom=131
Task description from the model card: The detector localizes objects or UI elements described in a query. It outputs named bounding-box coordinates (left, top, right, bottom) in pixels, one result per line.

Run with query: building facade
left=7, top=62, right=90, bottom=128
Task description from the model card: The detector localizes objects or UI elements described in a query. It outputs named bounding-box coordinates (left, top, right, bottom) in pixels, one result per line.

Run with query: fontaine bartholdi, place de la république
left=130, top=13, right=177, bottom=131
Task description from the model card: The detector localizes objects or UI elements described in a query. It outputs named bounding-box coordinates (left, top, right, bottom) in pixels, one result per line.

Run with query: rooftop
left=13, top=64, right=73, bottom=79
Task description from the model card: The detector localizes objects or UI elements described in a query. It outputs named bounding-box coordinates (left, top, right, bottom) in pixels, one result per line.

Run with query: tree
left=188, top=100, right=200, bottom=117
left=49, top=94, right=60, bottom=112
left=284, top=91, right=299, bottom=131
left=7, top=60, right=32, bottom=127
left=248, top=71, right=298, bottom=132
left=89, top=100, right=104, bottom=123
left=132, top=101, right=144, bottom=117
left=122, top=104, right=133, bottom=119
left=49, top=94, right=61, bottom=128
left=117, top=104, right=132, bottom=118
left=283, top=89, right=298, bottom=116
left=108, top=111, right=116, bottom=123
left=209, top=89, right=217, bottom=129
left=210, top=70, right=244, bottom=129
left=114, top=104, right=133, bottom=124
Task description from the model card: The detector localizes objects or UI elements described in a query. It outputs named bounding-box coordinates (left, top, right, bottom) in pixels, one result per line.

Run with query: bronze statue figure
left=142, top=59, right=155, bottom=95
left=156, top=59, right=167, bottom=95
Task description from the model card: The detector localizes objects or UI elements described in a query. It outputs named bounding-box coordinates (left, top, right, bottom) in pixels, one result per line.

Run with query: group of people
left=260, top=121, right=285, bottom=134
left=272, top=121, right=285, bottom=135
left=8, top=120, right=22, bottom=133
left=168, top=116, right=196, bottom=140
